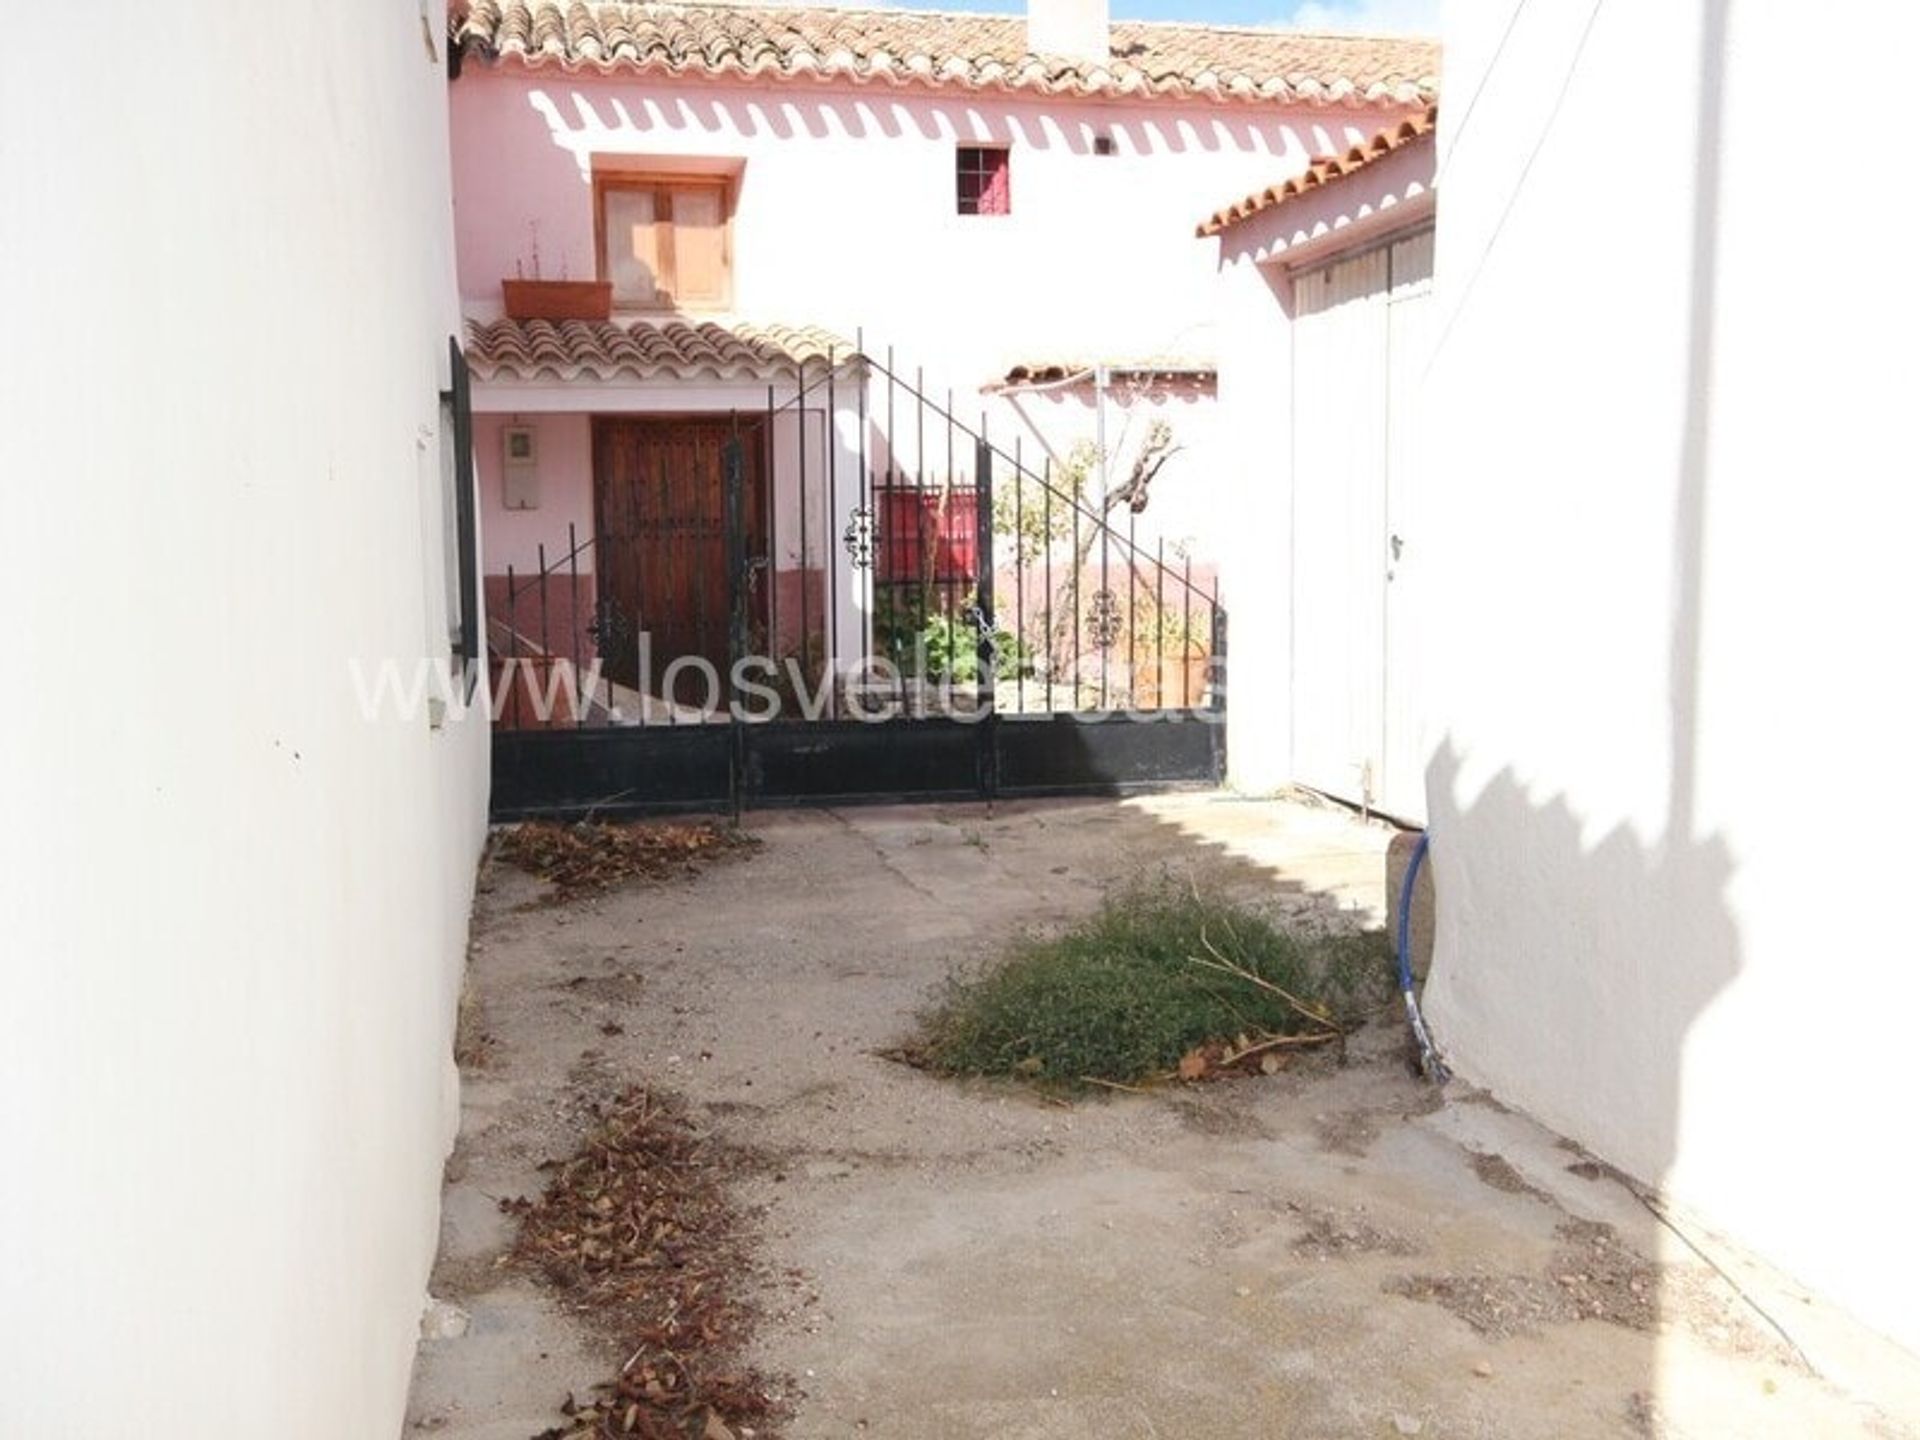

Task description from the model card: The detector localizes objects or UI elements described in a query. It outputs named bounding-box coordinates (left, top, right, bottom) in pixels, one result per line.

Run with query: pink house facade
left=448, top=1, right=1436, bottom=722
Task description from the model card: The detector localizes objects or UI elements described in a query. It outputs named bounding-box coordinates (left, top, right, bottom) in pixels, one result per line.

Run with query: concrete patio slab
left=407, top=794, right=1917, bottom=1440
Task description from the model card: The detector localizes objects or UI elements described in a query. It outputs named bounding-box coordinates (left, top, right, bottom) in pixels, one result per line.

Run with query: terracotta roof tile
left=455, top=3, right=1438, bottom=107
left=466, top=316, right=849, bottom=382
left=1196, top=103, right=1437, bottom=237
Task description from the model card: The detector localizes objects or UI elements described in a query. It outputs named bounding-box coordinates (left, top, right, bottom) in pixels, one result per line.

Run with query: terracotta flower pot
left=501, top=279, right=614, bottom=322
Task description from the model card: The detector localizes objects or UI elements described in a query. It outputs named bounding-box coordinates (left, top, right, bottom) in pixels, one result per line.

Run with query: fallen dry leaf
left=498, top=820, right=757, bottom=903
left=508, top=1088, right=786, bottom=1439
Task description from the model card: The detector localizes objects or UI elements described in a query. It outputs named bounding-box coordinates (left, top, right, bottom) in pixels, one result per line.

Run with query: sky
left=879, top=0, right=1442, bottom=31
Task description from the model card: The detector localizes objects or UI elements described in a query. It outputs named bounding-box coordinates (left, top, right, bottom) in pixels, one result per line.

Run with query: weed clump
left=915, top=884, right=1392, bottom=1089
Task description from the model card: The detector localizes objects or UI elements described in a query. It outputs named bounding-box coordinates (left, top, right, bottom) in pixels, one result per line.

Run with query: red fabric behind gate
left=879, top=487, right=979, bottom=584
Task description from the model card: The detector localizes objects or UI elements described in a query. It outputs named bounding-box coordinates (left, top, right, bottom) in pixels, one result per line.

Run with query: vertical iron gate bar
left=1099, top=489, right=1110, bottom=710
left=974, top=435, right=997, bottom=804
left=568, top=522, right=583, bottom=727
left=725, top=428, right=747, bottom=821
left=797, top=363, right=811, bottom=700
left=1211, top=604, right=1229, bottom=783
left=506, top=563, right=519, bottom=730
left=887, top=347, right=904, bottom=712
left=1014, top=435, right=1025, bottom=715
left=1043, top=458, right=1053, bottom=714
left=825, top=346, right=839, bottom=719
left=1155, top=537, right=1166, bottom=715
left=945, top=390, right=956, bottom=703
left=917, top=367, right=926, bottom=712
left=536, top=542, right=550, bottom=726
left=695, top=437, right=711, bottom=714
left=1070, top=489, right=1081, bottom=711
left=766, top=385, right=778, bottom=685
left=651, top=449, right=670, bottom=728
left=855, top=330, right=870, bottom=672
left=1127, top=511, right=1137, bottom=708
left=1184, top=552, right=1195, bottom=710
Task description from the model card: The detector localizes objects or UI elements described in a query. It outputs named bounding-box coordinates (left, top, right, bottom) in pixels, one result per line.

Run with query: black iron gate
left=487, top=349, right=1226, bottom=821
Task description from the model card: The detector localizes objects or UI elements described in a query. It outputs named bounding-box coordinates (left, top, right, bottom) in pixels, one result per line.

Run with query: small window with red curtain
left=956, top=145, right=1011, bottom=216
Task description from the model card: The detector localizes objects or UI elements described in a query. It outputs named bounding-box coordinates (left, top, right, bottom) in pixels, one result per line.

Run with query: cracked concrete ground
left=406, top=794, right=1920, bottom=1439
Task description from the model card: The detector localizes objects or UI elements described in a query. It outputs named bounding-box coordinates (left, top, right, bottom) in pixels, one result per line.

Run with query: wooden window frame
left=593, top=173, right=735, bottom=312
left=439, top=337, right=479, bottom=701
left=956, top=145, right=1012, bottom=217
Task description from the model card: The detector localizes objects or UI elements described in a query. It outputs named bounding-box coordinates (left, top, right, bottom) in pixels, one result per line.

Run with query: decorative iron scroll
left=1088, top=588, right=1123, bottom=650
left=842, top=505, right=876, bottom=570
left=587, top=598, right=631, bottom=655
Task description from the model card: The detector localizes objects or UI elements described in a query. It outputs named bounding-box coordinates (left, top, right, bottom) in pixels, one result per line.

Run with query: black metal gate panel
left=484, top=345, right=1227, bottom=822
left=492, top=715, right=1224, bottom=820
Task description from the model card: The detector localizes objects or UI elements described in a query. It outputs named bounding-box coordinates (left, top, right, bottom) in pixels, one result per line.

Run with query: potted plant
left=501, top=223, right=611, bottom=322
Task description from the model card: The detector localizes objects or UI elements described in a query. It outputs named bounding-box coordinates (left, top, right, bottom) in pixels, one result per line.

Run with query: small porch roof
left=465, top=316, right=852, bottom=384
left=1190, top=107, right=1436, bottom=264
left=1196, top=105, right=1436, bottom=240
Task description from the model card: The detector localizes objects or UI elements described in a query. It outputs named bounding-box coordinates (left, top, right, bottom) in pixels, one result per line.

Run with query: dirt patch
left=502, top=1087, right=787, bottom=1439
left=498, top=820, right=758, bottom=903
left=1547, top=1219, right=1664, bottom=1329
left=1388, top=1219, right=1659, bottom=1338
left=1314, top=1106, right=1386, bottom=1156
left=1288, top=1201, right=1421, bottom=1259
left=453, top=975, right=494, bottom=1072
left=1170, top=1090, right=1279, bottom=1140
left=1386, top=1270, right=1566, bottom=1339
left=557, top=971, right=649, bottom=1006
left=1470, top=1150, right=1552, bottom=1202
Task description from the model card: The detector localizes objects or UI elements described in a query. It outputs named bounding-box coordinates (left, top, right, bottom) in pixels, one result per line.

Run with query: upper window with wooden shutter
left=595, top=175, right=733, bottom=311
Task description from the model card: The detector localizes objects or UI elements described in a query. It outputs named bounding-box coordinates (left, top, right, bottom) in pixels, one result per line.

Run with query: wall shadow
left=529, top=83, right=1315, bottom=163
left=1409, top=0, right=1784, bottom=1426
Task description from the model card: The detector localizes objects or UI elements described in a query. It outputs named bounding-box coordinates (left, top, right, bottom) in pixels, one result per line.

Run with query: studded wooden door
left=593, top=417, right=764, bottom=705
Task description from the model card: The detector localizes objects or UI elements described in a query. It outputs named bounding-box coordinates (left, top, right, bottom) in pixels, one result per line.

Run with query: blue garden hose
left=1396, top=832, right=1450, bottom=1083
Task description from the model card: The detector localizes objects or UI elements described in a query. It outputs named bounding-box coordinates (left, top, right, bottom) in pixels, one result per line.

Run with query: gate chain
left=962, top=600, right=998, bottom=678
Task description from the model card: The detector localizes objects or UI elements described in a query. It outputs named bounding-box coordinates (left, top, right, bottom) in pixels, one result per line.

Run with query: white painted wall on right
left=1423, top=0, right=1920, bottom=1357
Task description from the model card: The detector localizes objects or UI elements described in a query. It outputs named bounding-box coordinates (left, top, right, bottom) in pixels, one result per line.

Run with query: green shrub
left=875, top=588, right=1032, bottom=683
left=916, top=883, right=1392, bottom=1088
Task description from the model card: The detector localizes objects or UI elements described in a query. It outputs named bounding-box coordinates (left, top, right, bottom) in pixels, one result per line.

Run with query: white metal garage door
left=1289, top=227, right=1434, bottom=824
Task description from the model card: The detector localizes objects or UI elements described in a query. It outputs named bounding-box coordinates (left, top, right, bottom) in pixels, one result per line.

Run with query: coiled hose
left=1396, top=832, right=1450, bottom=1083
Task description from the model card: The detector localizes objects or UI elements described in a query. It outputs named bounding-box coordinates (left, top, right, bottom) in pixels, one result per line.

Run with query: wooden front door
left=593, top=417, right=764, bottom=704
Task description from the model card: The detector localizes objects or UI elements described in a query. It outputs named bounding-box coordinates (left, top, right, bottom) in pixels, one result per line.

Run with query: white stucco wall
left=0, top=5, right=490, bottom=1437
left=1422, top=0, right=1920, bottom=1357
left=1208, top=152, right=1434, bottom=796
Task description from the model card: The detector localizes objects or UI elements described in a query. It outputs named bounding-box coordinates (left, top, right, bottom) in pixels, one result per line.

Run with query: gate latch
left=962, top=600, right=999, bottom=673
